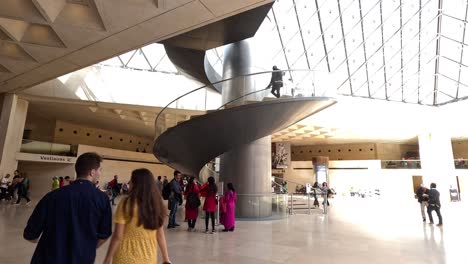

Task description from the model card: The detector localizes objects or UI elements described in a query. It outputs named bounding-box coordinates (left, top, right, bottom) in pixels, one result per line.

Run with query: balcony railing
left=381, top=160, right=421, bottom=169
left=20, top=140, right=77, bottom=157
left=455, top=159, right=468, bottom=169
left=155, top=69, right=333, bottom=138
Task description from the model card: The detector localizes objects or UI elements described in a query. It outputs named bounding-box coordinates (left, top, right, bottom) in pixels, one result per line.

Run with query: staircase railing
left=271, top=176, right=328, bottom=215
left=154, top=69, right=334, bottom=138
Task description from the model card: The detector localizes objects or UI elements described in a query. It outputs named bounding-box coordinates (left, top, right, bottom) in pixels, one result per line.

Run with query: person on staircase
left=267, top=65, right=284, bottom=98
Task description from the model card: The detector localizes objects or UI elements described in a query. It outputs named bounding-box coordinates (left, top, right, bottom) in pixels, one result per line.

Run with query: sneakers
left=429, top=222, right=434, bottom=225
left=437, top=223, right=443, bottom=226
left=205, top=230, right=210, bottom=234
left=423, top=218, right=426, bottom=222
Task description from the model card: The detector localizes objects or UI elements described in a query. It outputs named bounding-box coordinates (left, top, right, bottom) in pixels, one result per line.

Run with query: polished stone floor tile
left=1, top=197, right=467, bottom=263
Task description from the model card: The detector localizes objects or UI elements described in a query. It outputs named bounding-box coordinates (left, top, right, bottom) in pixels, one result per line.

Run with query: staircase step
left=154, top=97, right=336, bottom=175
left=189, top=114, right=203, bottom=120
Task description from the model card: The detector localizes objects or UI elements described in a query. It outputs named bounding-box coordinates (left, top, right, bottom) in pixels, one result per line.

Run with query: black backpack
left=162, top=181, right=171, bottom=200
left=186, top=192, right=200, bottom=209
left=186, top=186, right=200, bottom=209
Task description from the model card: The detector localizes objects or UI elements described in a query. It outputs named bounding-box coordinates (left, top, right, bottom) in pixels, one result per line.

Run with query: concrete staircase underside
left=153, top=97, right=336, bottom=175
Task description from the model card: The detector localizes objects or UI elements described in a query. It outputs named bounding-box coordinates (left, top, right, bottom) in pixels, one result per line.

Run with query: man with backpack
left=415, top=184, right=429, bottom=222
left=166, top=171, right=182, bottom=228
left=426, top=182, right=443, bottom=226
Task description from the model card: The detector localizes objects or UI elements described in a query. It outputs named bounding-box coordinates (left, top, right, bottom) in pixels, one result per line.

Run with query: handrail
left=271, top=176, right=326, bottom=195
left=217, top=87, right=270, bottom=110
left=271, top=175, right=306, bottom=187
left=154, top=69, right=317, bottom=136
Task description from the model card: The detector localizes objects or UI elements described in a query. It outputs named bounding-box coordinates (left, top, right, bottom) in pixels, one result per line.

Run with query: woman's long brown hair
left=123, top=168, right=165, bottom=229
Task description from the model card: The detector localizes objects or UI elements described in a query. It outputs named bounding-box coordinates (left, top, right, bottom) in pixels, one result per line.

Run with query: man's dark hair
left=173, top=170, right=181, bottom=177
left=157, top=176, right=162, bottom=180
left=75, top=152, right=102, bottom=178
left=430, top=183, right=437, bottom=189
left=64, top=176, right=70, bottom=180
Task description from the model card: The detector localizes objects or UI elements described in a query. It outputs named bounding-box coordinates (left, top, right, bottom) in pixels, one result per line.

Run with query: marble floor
left=1, top=197, right=467, bottom=263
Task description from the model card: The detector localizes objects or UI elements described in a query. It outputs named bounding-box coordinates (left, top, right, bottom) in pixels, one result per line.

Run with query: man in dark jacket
left=267, top=65, right=284, bottom=98
left=415, top=184, right=429, bottom=222
left=23, top=152, right=112, bottom=264
left=426, top=182, right=443, bottom=226
left=168, top=170, right=182, bottom=228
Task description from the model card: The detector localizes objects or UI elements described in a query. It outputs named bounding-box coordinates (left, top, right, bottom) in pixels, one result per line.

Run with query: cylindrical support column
left=220, top=39, right=273, bottom=218
left=220, top=136, right=272, bottom=218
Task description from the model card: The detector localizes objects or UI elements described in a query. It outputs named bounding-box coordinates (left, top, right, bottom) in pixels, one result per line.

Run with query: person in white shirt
left=1, top=174, right=11, bottom=200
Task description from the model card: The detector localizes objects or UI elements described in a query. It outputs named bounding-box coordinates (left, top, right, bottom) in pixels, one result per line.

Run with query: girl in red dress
left=200, top=176, right=218, bottom=234
left=184, top=176, right=200, bottom=231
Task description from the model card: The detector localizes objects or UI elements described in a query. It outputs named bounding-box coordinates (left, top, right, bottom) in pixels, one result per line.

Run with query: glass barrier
left=155, top=69, right=334, bottom=138
left=287, top=193, right=329, bottom=215
left=455, top=159, right=468, bottom=169
left=234, top=193, right=289, bottom=220
left=20, top=140, right=77, bottom=157
left=381, top=160, right=421, bottom=169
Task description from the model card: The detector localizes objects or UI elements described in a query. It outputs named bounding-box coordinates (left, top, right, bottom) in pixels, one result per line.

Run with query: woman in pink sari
left=222, top=183, right=237, bottom=232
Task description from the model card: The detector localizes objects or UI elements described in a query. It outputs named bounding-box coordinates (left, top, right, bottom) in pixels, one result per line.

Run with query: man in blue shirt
left=167, top=170, right=182, bottom=228
left=23, top=152, right=112, bottom=264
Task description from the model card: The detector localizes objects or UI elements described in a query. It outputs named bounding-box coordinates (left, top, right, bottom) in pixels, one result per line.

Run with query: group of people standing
left=165, top=170, right=237, bottom=233
left=51, top=176, right=72, bottom=190
left=0, top=170, right=31, bottom=205
left=24, top=152, right=172, bottom=264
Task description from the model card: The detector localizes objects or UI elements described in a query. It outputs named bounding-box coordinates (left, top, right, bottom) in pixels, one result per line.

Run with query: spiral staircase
left=153, top=70, right=336, bottom=176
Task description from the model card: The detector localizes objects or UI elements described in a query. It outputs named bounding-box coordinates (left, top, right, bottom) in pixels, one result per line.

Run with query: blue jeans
left=168, top=199, right=178, bottom=226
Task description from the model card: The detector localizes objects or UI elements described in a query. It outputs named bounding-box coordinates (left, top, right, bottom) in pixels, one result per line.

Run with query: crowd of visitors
left=20, top=152, right=238, bottom=263
left=51, top=175, right=72, bottom=191
left=163, top=171, right=237, bottom=234
left=0, top=170, right=31, bottom=205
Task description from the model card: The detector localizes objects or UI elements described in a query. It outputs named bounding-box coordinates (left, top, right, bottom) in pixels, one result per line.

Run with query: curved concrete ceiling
left=154, top=97, right=336, bottom=175
left=0, top=0, right=274, bottom=94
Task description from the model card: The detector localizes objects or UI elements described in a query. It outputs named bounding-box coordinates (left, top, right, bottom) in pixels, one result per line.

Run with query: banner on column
left=272, top=142, right=291, bottom=169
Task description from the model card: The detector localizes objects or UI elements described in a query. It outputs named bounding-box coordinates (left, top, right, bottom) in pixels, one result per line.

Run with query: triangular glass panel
left=155, top=55, right=177, bottom=73
left=100, top=57, right=123, bottom=67
left=141, top=43, right=166, bottom=69
left=119, top=50, right=138, bottom=66
left=127, top=49, right=152, bottom=70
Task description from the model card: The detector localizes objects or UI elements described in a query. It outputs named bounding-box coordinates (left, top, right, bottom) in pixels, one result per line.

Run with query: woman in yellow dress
left=103, top=168, right=171, bottom=264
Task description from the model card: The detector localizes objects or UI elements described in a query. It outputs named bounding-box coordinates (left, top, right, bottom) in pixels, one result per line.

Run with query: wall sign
left=16, top=152, right=76, bottom=164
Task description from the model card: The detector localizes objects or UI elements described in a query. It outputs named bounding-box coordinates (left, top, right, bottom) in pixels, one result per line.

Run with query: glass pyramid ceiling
left=100, top=0, right=468, bottom=106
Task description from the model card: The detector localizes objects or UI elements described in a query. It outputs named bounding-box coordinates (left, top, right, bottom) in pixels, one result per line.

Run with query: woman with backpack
left=103, top=168, right=171, bottom=264
left=184, top=176, right=200, bottom=232
left=200, top=176, right=218, bottom=234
